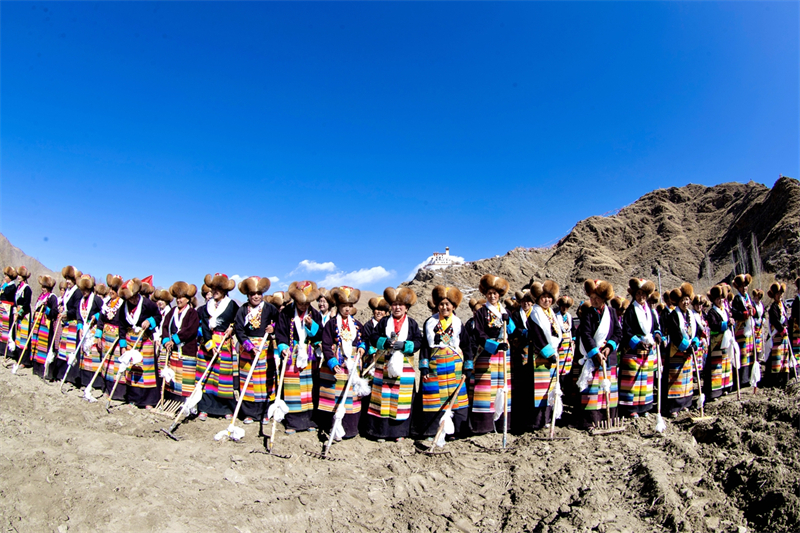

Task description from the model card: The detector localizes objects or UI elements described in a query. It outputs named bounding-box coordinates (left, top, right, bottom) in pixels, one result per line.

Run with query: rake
left=690, top=348, right=714, bottom=423
left=10, top=309, right=43, bottom=374
left=534, top=353, right=570, bottom=441
left=59, top=317, right=96, bottom=392
left=82, top=337, right=118, bottom=402
left=417, top=374, right=468, bottom=455
left=259, top=349, right=292, bottom=458
left=106, top=328, right=146, bottom=411
left=153, top=345, right=185, bottom=418
left=590, top=358, right=625, bottom=436
left=3, top=314, right=21, bottom=362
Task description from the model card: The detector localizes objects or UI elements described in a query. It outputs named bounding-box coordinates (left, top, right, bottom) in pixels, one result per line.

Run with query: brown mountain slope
left=405, top=177, right=800, bottom=324
left=0, top=233, right=60, bottom=286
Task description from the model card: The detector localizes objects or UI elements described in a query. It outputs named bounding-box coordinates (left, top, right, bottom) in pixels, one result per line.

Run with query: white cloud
left=289, top=260, right=337, bottom=276
left=319, top=266, right=394, bottom=288
left=230, top=274, right=244, bottom=283
left=405, top=253, right=465, bottom=281
left=268, top=276, right=280, bottom=283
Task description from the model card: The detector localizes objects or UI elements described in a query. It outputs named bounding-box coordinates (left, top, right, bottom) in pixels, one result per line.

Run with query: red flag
left=141, top=275, right=153, bottom=285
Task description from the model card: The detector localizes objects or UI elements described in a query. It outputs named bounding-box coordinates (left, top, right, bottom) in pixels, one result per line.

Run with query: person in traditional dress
left=704, top=285, right=734, bottom=399
left=29, top=276, right=60, bottom=379
left=790, top=278, right=800, bottom=363
left=365, top=287, right=423, bottom=441
left=665, top=283, right=702, bottom=417
left=275, top=281, right=323, bottom=433
left=118, top=278, right=162, bottom=409
left=619, top=278, right=661, bottom=418
left=358, top=297, right=390, bottom=433
left=555, top=295, right=575, bottom=383
left=0, top=266, right=18, bottom=357
left=8, top=266, right=33, bottom=367
left=317, top=289, right=334, bottom=327
left=318, top=286, right=367, bottom=440
left=197, top=273, right=240, bottom=420
left=731, top=274, right=756, bottom=387
left=464, top=297, right=485, bottom=369
left=508, top=289, right=532, bottom=432
left=234, top=276, right=278, bottom=424
left=525, top=280, right=566, bottom=430
left=100, top=274, right=126, bottom=400
left=692, top=295, right=710, bottom=372
left=577, top=280, right=622, bottom=429
left=610, top=297, right=628, bottom=331
left=152, top=288, right=173, bottom=367
left=54, top=266, right=82, bottom=384
left=75, top=275, right=104, bottom=389
left=414, top=286, right=472, bottom=439
left=470, top=275, right=515, bottom=435
left=160, top=282, right=200, bottom=405
left=765, top=282, right=794, bottom=387
left=752, top=289, right=766, bottom=363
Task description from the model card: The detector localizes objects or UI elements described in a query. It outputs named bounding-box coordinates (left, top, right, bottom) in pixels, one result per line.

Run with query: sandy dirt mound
left=2, top=365, right=799, bottom=533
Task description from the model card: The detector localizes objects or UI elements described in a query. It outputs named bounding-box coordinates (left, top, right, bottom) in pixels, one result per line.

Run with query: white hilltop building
left=422, top=247, right=465, bottom=270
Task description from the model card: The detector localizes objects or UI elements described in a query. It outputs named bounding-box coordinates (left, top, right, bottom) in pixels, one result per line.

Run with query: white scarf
left=579, top=305, right=611, bottom=357
left=555, top=310, right=572, bottom=332
left=125, top=296, right=144, bottom=327
left=321, top=312, right=331, bottom=326
left=754, top=301, right=764, bottom=325
left=384, top=313, right=410, bottom=379
left=425, top=313, right=462, bottom=349
left=80, top=295, right=93, bottom=323
left=15, top=281, right=27, bottom=303
left=63, top=285, right=78, bottom=311
left=735, top=289, right=754, bottom=337
left=336, top=314, right=356, bottom=359
left=484, top=302, right=507, bottom=339
left=675, top=308, right=697, bottom=345
left=244, top=301, right=264, bottom=328
left=711, top=305, right=734, bottom=350
left=531, top=304, right=562, bottom=352
left=171, top=306, right=189, bottom=333
left=206, top=296, right=231, bottom=330
left=633, top=301, right=654, bottom=345
left=293, top=306, right=310, bottom=347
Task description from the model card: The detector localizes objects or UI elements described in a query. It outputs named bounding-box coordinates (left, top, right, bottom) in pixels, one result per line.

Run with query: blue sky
left=1, top=1, right=798, bottom=292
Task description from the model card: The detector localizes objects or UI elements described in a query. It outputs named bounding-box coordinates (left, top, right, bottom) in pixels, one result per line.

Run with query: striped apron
left=420, top=347, right=468, bottom=412
left=667, top=346, right=694, bottom=400
left=471, top=345, right=512, bottom=415
left=202, top=331, right=236, bottom=399
left=707, top=334, right=733, bottom=392
left=164, top=345, right=196, bottom=397
left=368, top=349, right=414, bottom=420
left=239, top=335, right=269, bottom=403
left=0, top=302, right=12, bottom=345
left=619, top=346, right=655, bottom=408
left=126, top=329, right=157, bottom=389
left=57, top=320, right=79, bottom=362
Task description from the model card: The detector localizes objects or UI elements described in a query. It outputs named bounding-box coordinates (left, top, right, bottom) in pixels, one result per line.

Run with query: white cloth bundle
left=655, top=413, right=667, bottom=433
left=268, top=399, right=289, bottom=423
left=493, top=388, right=506, bottom=421
left=384, top=316, right=410, bottom=379
left=548, top=378, right=563, bottom=421
left=352, top=376, right=372, bottom=398
left=161, top=367, right=176, bottom=383
left=435, top=408, right=455, bottom=448
left=751, top=360, right=762, bottom=385
left=577, top=357, right=596, bottom=391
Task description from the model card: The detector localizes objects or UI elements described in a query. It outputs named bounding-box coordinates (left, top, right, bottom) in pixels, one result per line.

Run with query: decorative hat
left=556, top=295, right=574, bottom=308
left=468, top=297, right=486, bottom=311
left=204, top=273, right=235, bottom=293
left=669, top=282, right=695, bottom=304
left=583, top=279, right=614, bottom=301
left=288, top=281, right=320, bottom=304
left=383, top=287, right=417, bottom=308
left=106, top=274, right=123, bottom=291
left=317, top=287, right=335, bottom=306
left=118, top=278, right=142, bottom=300
left=268, top=291, right=289, bottom=307
left=732, top=274, right=752, bottom=289
left=431, top=286, right=463, bottom=308
left=751, top=289, right=764, bottom=300
left=94, top=284, right=109, bottom=297
left=368, top=297, right=390, bottom=312
left=767, top=282, right=786, bottom=299
left=169, top=281, right=198, bottom=300
left=515, top=289, right=534, bottom=304
left=478, top=274, right=509, bottom=297
left=16, top=266, right=31, bottom=280
left=3, top=266, right=18, bottom=279
left=38, top=275, right=56, bottom=289
left=627, top=278, right=655, bottom=298
left=330, top=286, right=360, bottom=306
left=77, top=274, right=95, bottom=291
left=153, top=289, right=173, bottom=304
left=239, top=276, right=271, bottom=296
left=530, top=280, right=559, bottom=302
left=61, top=265, right=81, bottom=282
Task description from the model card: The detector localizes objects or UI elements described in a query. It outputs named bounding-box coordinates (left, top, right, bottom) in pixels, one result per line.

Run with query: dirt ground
left=1, top=364, right=798, bottom=533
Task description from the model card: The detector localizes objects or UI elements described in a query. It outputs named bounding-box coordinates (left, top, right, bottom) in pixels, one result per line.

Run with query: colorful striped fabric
left=753, top=323, right=764, bottom=358
left=203, top=332, right=236, bottom=399
left=79, top=326, right=102, bottom=375
left=557, top=331, right=574, bottom=375
left=694, top=340, right=707, bottom=372
left=667, top=346, right=694, bottom=399
left=580, top=361, right=618, bottom=411
left=0, top=302, right=12, bottom=344
left=318, top=366, right=360, bottom=415
left=368, top=350, right=414, bottom=420
left=164, top=345, right=196, bottom=397
left=420, top=348, right=468, bottom=412
left=126, top=331, right=157, bottom=389
left=238, top=335, right=268, bottom=403
left=769, top=332, right=793, bottom=374
left=471, top=348, right=512, bottom=415
left=14, top=314, right=31, bottom=352
left=282, top=342, right=315, bottom=413
left=532, top=354, right=557, bottom=408
left=735, top=321, right=754, bottom=367
left=618, top=347, right=655, bottom=407
left=707, top=335, right=732, bottom=391
left=30, top=314, right=51, bottom=365
left=57, top=320, right=78, bottom=362
left=101, top=325, right=124, bottom=384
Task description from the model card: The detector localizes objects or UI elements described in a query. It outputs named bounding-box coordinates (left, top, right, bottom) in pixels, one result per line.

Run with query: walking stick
left=3, top=314, right=21, bottom=361
left=59, top=317, right=96, bottom=393
left=83, top=337, right=118, bottom=402
left=106, top=327, right=146, bottom=411
left=216, top=334, right=272, bottom=441
left=654, top=344, right=666, bottom=433
left=690, top=348, right=713, bottom=423
left=11, top=310, right=43, bottom=374
left=502, top=323, right=510, bottom=449
left=266, top=351, right=291, bottom=454
left=161, top=327, right=232, bottom=440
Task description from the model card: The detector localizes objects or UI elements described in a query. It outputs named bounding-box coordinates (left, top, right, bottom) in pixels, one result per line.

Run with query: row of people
left=1, top=265, right=799, bottom=440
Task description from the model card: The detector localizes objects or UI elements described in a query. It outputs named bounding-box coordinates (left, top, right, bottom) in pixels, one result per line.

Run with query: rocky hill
left=0, top=233, right=60, bottom=286
left=404, top=176, right=800, bottom=323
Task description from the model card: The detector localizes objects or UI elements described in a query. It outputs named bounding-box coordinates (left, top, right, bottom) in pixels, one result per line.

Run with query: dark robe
left=117, top=296, right=162, bottom=407
left=197, top=298, right=240, bottom=417
left=233, top=301, right=279, bottom=421
left=577, top=305, right=622, bottom=429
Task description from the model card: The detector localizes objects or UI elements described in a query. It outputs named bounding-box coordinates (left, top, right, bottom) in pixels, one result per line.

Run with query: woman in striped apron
left=576, top=279, right=622, bottom=430
left=704, top=285, right=734, bottom=399
left=666, top=283, right=701, bottom=417
left=692, top=295, right=710, bottom=372
left=555, top=295, right=575, bottom=381
left=752, top=289, right=766, bottom=362
left=791, top=278, right=800, bottom=363
left=234, top=276, right=278, bottom=424
left=75, top=275, right=104, bottom=389
left=9, top=266, right=33, bottom=367
left=152, top=288, right=173, bottom=370
left=30, top=276, right=59, bottom=379
left=318, top=286, right=366, bottom=440
left=275, top=281, right=323, bottom=433
left=100, top=275, right=126, bottom=399
left=1, top=266, right=19, bottom=357
left=765, top=282, right=794, bottom=387
left=54, top=265, right=82, bottom=384
left=619, top=278, right=661, bottom=418
left=359, top=297, right=390, bottom=433
left=508, top=289, right=532, bottom=432
left=197, top=273, right=240, bottom=421
left=414, top=286, right=472, bottom=439
left=365, top=287, right=423, bottom=441
left=470, top=274, right=515, bottom=435
left=731, top=274, right=756, bottom=387
left=118, top=278, right=162, bottom=408
left=526, top=280, right=565, bottom=430
left=160, top=282, right=200, bottom=404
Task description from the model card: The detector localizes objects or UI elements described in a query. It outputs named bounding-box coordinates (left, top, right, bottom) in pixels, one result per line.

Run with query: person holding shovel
left=75, top=275, right=105, bottom=389
left=555, top=295, right=575, bottom=380
left=318, top=286, right=367, bottom=440
left=619, top=278, right=661, bottom=419
left=665, top=283, right=701, bottom=417
left=8, top=266, right=33, bottom=367
left=118, top=278, right=162, bottom=409
left=731, top=274, right=756, bottom=387
left=54, top=266, right=82, bottom=385
left=765, top=282, right=793, bottom=388
left=0, top=266, right=18, bottom=357
left=577, top=279, right=622, bottom=430
left=413, top=286, right=472, bottom=440
left=30, top=275, right=60, bottom=379
left=160, top=282, right=201, bottom=404
left=526, top=280, right=564, bottom=431
left=99, top=275, right=126, bottom=399
left=704, top=285, right=734, bottom=398
left=233, top=276, right=278, bottom=424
